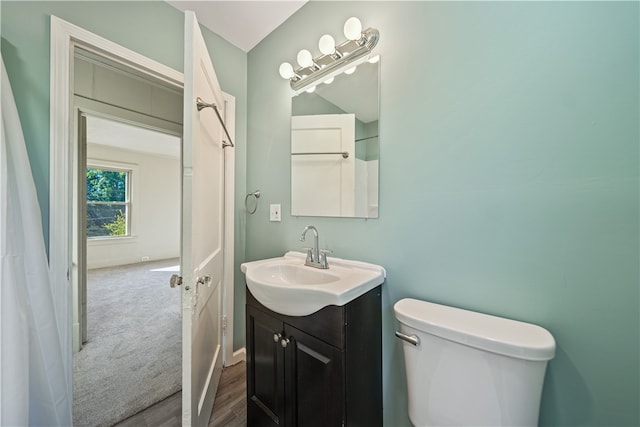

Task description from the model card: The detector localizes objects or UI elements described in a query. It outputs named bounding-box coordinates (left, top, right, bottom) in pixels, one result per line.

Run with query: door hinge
left=222, top=315, right=228, bottom=335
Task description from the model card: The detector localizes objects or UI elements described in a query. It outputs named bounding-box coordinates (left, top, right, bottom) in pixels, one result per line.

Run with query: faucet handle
left=319, top=249, right=332, bottom=269
left=302, top=246, right=315, bottom=263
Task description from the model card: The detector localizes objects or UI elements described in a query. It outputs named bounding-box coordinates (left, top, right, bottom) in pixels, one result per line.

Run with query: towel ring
left=245, top=190, right=261, bottom=214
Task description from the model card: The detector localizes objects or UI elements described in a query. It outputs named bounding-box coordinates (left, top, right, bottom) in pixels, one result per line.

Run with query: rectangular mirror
left=291, top=58, right=380, bottom=218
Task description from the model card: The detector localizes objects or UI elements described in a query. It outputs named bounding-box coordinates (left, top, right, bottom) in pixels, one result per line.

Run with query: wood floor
left=113, top=361, right=246, bottom=427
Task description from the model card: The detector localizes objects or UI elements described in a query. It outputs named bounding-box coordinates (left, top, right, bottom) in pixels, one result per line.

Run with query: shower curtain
left=1, top=54, right=72, bottom=425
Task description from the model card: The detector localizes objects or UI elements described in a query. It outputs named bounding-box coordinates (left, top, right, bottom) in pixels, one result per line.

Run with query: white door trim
left=222, top=94, right=236, bottom=366
left=50, top=15, right=236, bottom=401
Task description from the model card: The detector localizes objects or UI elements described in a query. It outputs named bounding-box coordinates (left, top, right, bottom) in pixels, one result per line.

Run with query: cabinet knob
left=280, top=337, right=290, bottom=348
left=273, top=333, right=282, bottom=343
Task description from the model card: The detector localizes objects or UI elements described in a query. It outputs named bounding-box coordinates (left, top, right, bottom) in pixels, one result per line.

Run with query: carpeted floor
left=73, top=258, right=182, bottom=427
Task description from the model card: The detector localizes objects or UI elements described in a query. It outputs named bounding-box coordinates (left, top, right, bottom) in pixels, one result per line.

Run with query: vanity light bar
left=279, top=17, right=380, bottom=93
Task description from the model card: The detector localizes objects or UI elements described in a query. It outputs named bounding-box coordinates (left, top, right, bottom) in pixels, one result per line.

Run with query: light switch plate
left=270, top=204, right=281, bottom=222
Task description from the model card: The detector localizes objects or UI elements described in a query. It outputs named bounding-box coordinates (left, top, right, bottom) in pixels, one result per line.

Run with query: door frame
left=73, top=106, right=181, bottom=354
left=50, top=15, right=236, bottom=400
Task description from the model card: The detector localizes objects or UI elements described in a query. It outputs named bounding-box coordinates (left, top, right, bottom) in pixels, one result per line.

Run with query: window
left=86, top=167, right=131, bottom=238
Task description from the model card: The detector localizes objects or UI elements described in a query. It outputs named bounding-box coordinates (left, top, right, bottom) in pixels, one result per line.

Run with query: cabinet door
left=247, top=306, right=285, bottom=427
left=284, top=325, right=345, bottom=427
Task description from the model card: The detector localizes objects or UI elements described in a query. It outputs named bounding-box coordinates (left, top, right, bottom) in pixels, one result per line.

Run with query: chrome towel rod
left=196, top=97, right=234, bottom=148
left=292, top=151, right=349, bottom=159
left=355, top=135, right=379, bottom=143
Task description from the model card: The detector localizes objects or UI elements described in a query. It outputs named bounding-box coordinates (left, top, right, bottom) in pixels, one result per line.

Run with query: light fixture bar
left=290, top=28, right=379, bottom=92
left=279, top=18, right=380, bottom=93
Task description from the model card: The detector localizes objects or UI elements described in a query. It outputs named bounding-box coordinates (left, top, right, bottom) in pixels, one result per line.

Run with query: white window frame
left=86, top=159, right=138, bottom=244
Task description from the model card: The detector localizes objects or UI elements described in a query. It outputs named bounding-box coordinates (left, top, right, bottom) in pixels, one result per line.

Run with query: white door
left=181, top=10, right=226, bottom=427
left=291, top=113, right=356, bottom=216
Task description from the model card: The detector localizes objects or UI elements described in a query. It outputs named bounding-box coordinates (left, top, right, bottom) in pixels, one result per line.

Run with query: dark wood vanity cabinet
left=246, top=286, right=382, bottom=427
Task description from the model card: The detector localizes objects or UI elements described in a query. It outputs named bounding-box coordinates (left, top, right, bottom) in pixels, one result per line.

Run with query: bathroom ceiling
left=166, top=1, right=308, bottom=52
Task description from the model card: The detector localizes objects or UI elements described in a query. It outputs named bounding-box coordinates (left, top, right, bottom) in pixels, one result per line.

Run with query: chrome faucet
left=299, top=225, right=330, bottom=269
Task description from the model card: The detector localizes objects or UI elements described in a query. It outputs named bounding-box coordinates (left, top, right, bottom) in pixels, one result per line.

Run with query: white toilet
left=394, top=298, right=555, bottom=427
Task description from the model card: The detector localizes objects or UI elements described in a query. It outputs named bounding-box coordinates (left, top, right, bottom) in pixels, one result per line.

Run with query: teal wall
left=292, top=91, right=347, bottom=116
left=247, top=2, right=639, bottom=426
left=0, top=1, right=248, bottom=350
left=359, top=120, right=379, bottom=161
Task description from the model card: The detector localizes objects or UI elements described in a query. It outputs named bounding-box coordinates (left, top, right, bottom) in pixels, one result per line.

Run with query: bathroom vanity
left=245, top=286, right=382, bottom=427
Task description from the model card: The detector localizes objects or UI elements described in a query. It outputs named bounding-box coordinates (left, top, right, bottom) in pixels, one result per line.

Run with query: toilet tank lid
left=394, top=298, right=556, bottom=361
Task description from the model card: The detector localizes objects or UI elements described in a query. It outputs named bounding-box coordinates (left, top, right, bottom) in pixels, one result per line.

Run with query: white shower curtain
left=1, top=54, right=72, bottom=425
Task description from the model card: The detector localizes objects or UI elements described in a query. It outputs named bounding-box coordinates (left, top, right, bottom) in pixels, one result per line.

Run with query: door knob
left=280, top=337, right=290, bottom=348
left=196, top=274, right=212, bottom=286
left=273, top=333, right=282, bottom=343
left=169, top=274, right=183, bottom=288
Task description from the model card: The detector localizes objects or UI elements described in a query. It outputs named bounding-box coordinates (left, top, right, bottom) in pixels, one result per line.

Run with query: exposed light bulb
left=344, top=66, right=357, bottom=75
left=323, top=77, right=335, bottom=84
left=344, top=17, right=363, bottom=41
left=279, top=62, right=294, bottom=79
left=297, top=49, right=313, bottom=68
left=306, top=86, right=316, bottom=93
left=368, top=55, right=380, bottom=64
left=318, top=35, right=336, bottom=55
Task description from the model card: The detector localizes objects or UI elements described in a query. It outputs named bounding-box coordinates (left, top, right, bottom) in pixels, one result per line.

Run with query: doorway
left=50, top=16, right=237, bottom=425
left=72, top=113, right=183, bottom=426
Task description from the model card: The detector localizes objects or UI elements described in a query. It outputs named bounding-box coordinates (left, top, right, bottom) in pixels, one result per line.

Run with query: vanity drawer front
left=246, top=287, right=345, bottom=348
left=282, top=307, right=345, bottom=349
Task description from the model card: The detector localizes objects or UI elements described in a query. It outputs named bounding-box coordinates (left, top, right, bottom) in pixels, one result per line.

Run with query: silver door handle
left=196, top=275, right=212, bottom=286
left=169, top=274, right=183, bottom=288
left=395, top=331, right=420, bottom=346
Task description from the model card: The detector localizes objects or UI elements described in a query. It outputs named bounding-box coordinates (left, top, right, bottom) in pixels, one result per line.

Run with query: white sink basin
left=241, top=251, right=386, bottom=316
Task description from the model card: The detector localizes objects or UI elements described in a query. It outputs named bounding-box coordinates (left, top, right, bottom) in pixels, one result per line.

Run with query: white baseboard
left=231, top=347, right=246, bottom=365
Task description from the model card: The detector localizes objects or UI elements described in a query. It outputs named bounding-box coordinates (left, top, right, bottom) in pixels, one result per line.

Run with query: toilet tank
left=394, top=298, right=555, bottom=427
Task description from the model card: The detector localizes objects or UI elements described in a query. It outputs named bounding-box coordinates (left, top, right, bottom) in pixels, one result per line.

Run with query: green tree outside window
left=87, top=168, right=130, bottom=238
